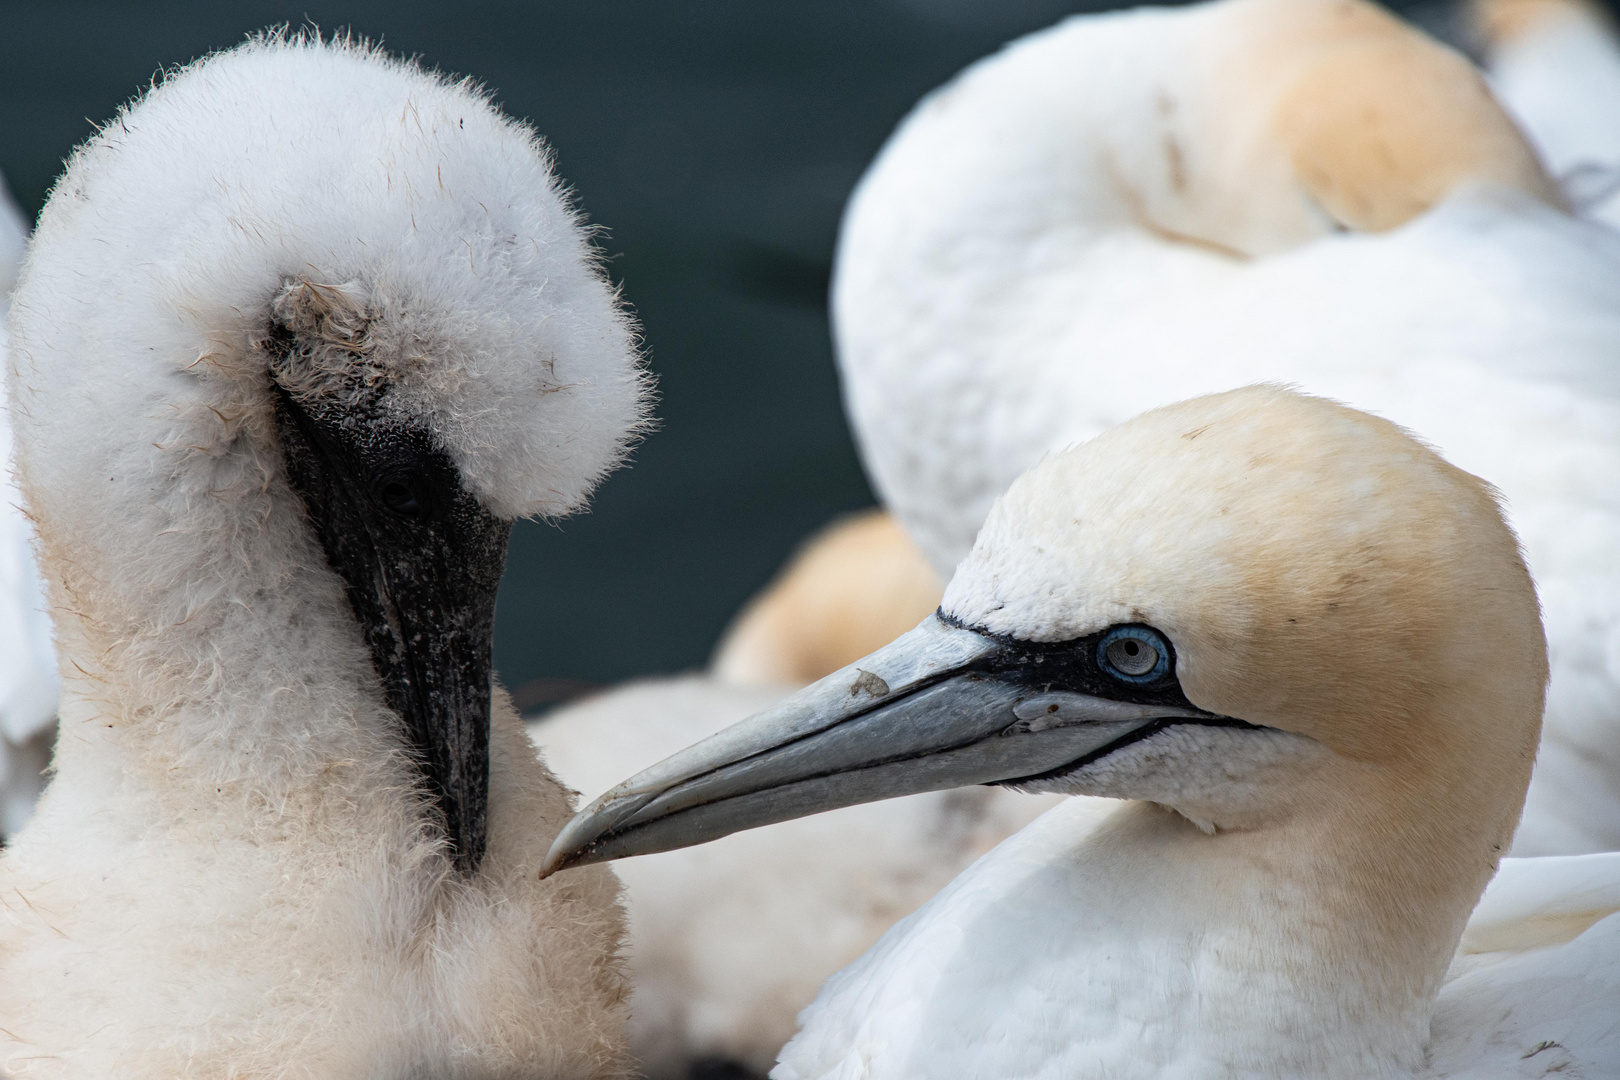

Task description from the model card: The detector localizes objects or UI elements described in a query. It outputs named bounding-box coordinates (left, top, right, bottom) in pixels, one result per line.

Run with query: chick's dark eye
left=1097, top=625, right=1171, bottom=684
left=375, top=473, right=429, bottom=520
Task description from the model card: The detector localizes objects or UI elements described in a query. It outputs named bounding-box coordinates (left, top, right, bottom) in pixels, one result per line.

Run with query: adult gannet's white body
left=1473, top=0, right=1620, bottom=226
left=0, top=36, right=649, bottom=1077
left=548, top=388, right=1620, bottom=1078
left=532, top=512, right=1066, bottom=1076
left=0, top=178, right=57, bottom=841
left=831, top=0, right=1620, bottom=854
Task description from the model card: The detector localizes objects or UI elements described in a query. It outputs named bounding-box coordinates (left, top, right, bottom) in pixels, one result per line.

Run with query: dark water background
left=0, top=0, right=1534, bottom=701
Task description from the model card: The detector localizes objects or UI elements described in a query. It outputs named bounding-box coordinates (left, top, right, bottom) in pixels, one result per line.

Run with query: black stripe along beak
left=272, top=382, right=510, bottom=874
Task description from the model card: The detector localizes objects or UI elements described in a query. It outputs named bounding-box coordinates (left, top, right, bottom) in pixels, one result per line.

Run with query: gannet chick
left=1471, top=0, right=1620, bottom=225
left=0, top=34, right=648, bottom=1077
left=832, top=0, right=1620, bottom=854
left=548, top=387, right=1619, bottom=1077
left=531, top=511, right=1066, bottom=1077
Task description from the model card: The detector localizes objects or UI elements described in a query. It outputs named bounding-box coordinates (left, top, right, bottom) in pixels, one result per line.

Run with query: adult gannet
left=1472, top=0, right=1620, bottom=226
left=531, top=511, right=1066, bottom=1077
left=546, top=386, right=1620, bottom=1079
left=831, top=0, right=1620, bottom=854
left=0, top=34, right=649, bottom=1077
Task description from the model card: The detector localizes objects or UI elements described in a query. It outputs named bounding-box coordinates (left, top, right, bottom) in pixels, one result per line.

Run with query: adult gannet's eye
left=375, top=471, right=431, bottom=520
left=1098, top=625, right=1171, bottom=683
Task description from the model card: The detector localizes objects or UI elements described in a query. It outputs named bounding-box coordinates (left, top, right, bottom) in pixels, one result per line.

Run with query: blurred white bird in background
left=0, top=176, right=58, bottom=844
left=549, top=387, right=1620, bottom=1080
left=709, top=510, right=941, bottom=689
left=832, top=0, right=1620, bottom=855
left=1471, top=0, right=1620, bottom=225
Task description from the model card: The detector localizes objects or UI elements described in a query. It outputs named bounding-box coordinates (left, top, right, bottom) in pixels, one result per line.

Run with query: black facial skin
left=269, top=367, right=510, bottom=875
left=936, top=611, right=1259, bottom=785
left=938, top=613, right=1195, bottom=706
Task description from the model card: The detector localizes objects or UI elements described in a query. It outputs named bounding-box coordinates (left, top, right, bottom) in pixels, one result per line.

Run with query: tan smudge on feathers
left=1259, top=0, right=1565, bottom=228
left=263, top=277, right=461, bottom=411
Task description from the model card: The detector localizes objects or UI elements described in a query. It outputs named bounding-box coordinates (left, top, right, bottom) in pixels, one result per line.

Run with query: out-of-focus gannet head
left=1196, top=0, right=1564, bottom=241
left=546, top=387, right=1546, bottom=928
left=8, top=33, right=649, bottom=871
left=844, top=0, right=1563, bottom=271
left=711, top=510, right=942, bottom=688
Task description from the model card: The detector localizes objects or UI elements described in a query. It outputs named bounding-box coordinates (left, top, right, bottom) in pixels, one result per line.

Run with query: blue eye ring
left=1096, top=625, right=1172, bottom=684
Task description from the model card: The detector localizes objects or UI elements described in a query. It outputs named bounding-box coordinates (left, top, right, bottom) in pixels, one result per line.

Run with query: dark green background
left=0, top=0, right=1496, bottom=701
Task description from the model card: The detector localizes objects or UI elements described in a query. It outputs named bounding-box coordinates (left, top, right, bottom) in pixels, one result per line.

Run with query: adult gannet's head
left=8, top=36, right=649, bottom=873
left=546, top=387, right=1545, bottom=878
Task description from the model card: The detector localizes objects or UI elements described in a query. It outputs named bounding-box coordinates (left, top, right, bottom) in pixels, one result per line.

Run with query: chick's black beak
left=273, top=383, right=510, bottom=874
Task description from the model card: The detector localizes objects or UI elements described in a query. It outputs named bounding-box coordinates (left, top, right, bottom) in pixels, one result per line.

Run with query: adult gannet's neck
left=979, top=750, right=1512, bottom=1078
left=1051, top=807, right=1432, bottom=1074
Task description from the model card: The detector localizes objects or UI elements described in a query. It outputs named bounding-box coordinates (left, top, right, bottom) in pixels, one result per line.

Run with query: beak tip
left=540, top=786, right=652, bottom=879
left=538, top=841, right=612, bottom=879
left=537, top=843, right=576, bottom=880
left=541, top=813, right=613, bottom=879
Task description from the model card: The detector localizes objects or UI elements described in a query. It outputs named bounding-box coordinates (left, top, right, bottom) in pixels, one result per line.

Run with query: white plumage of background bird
left=832, top=0, right=1620, bottom=856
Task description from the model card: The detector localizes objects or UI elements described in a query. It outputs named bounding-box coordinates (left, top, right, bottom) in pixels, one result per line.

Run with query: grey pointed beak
left=540, top=613, right=1218, bottom=876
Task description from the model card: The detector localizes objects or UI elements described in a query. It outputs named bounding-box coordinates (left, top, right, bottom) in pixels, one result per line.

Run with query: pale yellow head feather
left=947, top=386, right=1546, bottom=845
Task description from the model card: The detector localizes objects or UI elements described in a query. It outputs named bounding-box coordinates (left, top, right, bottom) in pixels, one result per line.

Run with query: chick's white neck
left=39, top=446, right=409, bottom=795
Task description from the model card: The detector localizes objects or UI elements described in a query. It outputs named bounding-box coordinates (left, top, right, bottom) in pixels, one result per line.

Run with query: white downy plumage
left=832, top=0, right=1620, bottom=855
left=544, top=388, right=1619, bottom=1079
left=532, top=512, right=1066, bottom=1077
left=1473, top=0, right=1620, bottom=226
left=0, top=178, right=58, bottom=842
left=0, top=36, right=649, bottom=1078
